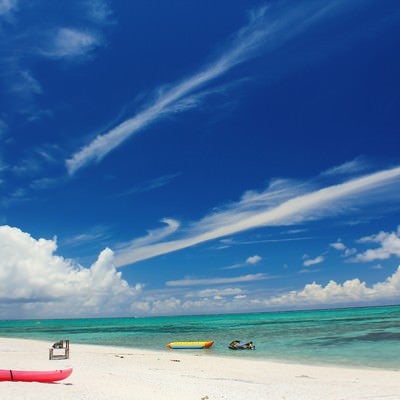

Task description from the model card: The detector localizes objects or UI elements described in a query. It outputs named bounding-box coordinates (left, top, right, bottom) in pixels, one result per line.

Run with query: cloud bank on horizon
left=1, top=223, right=400, bottom=319
left=2, top=161, right=400, bottom=318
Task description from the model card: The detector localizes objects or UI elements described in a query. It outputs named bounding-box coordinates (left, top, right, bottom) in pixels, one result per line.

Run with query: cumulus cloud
left=0, top=225, right=142, bottom=318
left=246, top=255, right=262, bottom=265
left=331, top=240, right=357, bottom=257
left=130, top=267, right=400, bottom=315
left=352, top=227, right=400, bottom=262
left=2, top=225, right=400, bottom=318
left=266, top=266, right=400, bottom=307
left=330, top=241, right=346, bottom=251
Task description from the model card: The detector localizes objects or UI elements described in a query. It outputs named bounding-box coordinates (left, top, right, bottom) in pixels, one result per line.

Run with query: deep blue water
left=1, top=305, right=399, bottom=369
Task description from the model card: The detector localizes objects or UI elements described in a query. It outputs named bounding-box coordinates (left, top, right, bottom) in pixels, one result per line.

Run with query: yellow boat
left=166, top=341, right=214, bottom=349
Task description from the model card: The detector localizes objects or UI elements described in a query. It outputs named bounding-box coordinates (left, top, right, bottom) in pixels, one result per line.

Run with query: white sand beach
left=1, top=337, right=399, bottom=399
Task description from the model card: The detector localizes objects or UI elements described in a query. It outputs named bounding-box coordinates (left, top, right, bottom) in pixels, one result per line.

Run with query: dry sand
left=1, top=337, right=399, bottom=399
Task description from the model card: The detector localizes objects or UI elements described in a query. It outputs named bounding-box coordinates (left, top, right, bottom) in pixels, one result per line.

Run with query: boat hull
left=167, top=341, right=214, bottom=349
left=0, top=368, right=73, bottom=382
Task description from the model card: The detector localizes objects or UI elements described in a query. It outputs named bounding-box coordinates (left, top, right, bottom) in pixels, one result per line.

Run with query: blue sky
left=1, top=0, right=400, bottom=318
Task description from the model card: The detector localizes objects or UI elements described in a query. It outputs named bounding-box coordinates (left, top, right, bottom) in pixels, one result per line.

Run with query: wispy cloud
left=0, top=0, right=17, bottom=16
left=218, top=235, right=312, bottom=248
left=1, top=1, right=111, bottom=114
left=303, top=255, right=324, bottom=267
left=115, top=218, right=180, bottom=251
left=66, top=1, right=346, bottom=175
left=222, top=254, right=262, bottom=270
left=112, top=173, right=181, bottom=198
left=10, top=70, right=42, bottom=97
left=85, top=0, right=113, bottom=24
left=114, top=166, right=400, bottom=267
left=185, top=287, right=246, bottom=298
left=166, top=273, right=268, bottom=287
left=61, top=226, right=110, bottom=247
left=321, top=157, right=369, bottom=177
left=43, top=28, right=101, bottom=59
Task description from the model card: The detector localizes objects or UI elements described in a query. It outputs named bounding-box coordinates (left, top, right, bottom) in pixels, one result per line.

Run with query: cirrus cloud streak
left=114, top=166, right=400, bottom=267
left=66, top=1, right=346, bottom=175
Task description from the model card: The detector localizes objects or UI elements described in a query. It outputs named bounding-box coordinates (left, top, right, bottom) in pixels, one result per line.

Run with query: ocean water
left=1, top=305, right=399, bottom=369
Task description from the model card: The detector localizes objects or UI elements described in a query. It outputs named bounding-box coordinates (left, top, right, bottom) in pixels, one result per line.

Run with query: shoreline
left=1, top=337, right=400, bottom=399
left=1, top=334, right=398, bottom=371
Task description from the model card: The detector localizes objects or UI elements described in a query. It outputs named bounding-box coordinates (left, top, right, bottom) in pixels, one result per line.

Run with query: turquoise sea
left=1, top=305, right=399, bottom=369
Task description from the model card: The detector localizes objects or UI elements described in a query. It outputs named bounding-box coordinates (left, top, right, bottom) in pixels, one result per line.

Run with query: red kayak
left=0, top=368, right=73, bottom=383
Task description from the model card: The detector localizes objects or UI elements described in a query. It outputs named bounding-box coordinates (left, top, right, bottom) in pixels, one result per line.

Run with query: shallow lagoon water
left=1, top=305, right=399, bottom=369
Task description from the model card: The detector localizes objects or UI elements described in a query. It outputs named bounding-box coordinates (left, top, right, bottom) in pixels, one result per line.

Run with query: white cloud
left=352, top=227, right=400, bottom=262
left=85, top=0, right=113, bottom=24
left=66, top=2, right=347, bottom=175
left=344, top=247, right=357, bottom=257
left=44, top=28, right=100, bottom=59
left=266, top=266, right=400, bottom=307
left=2, top=225, right=400, bottom=318
left=130, top=267, right=400, bottom=315
left=321, top=158, right=368, bottom=177
left=165, top=273, right=269, bottom=287
left=61, top=226, right=109, bottom=247
left=0, top=225, right=142, bottom=318
left=246, top=255, right=262, bottom=264
left=330, top=241, right=346, bottom=251
left=221, top=254, right=262, bottom=270
left=114, top=166, right=400, bottom=267
left=303, top=255, right=324, bottom=267
left=1, top=1, right=112, bottom=117
left=331, top=241, right=357, bottom=257
left=185, top=288, right=246, bottom=298
left=116, top=218, right=180, bottom=250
